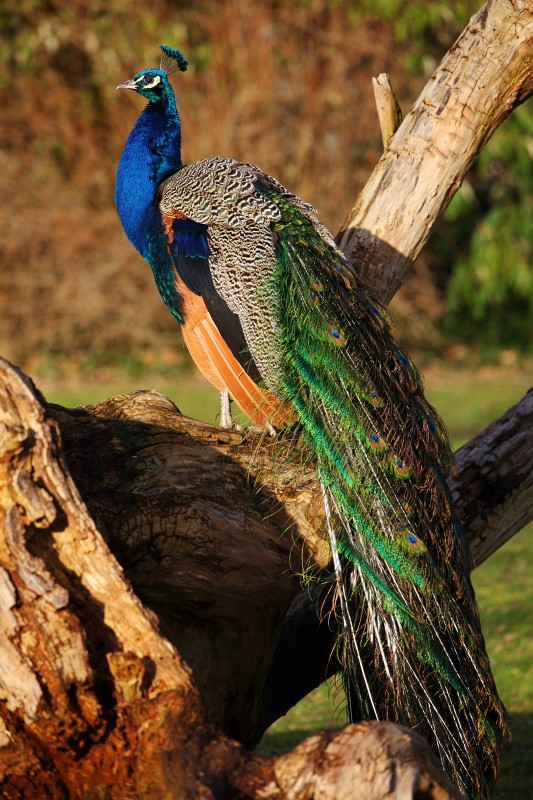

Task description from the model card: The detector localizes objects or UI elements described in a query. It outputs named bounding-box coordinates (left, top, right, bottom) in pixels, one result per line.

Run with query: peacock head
left=117, top=45, right=188, bottom=103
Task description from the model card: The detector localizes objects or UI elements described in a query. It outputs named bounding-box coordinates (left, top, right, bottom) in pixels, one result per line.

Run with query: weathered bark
left=451, top=389, right=533, bottom=569
left=1, top=0, right=532, bottom=795
left=337, top=0, right=533, bottom=302
left=0, top=361, right=461, bottom=799
left=3, top=362, right=528, bottom=746
left=0, top=362, right=204, bottom=797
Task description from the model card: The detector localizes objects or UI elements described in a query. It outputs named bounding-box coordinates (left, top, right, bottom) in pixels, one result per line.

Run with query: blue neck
left=115, top=96, right=182, bottom=259
left=115, top=94, right=184, bottom=321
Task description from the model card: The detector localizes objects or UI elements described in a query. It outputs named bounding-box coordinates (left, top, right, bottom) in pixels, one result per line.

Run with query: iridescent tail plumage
left=266, top=191, right=509, bottom=799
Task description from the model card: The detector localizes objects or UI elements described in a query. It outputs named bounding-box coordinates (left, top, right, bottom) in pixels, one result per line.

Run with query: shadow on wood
left=0, top=358, right=463, bottom=798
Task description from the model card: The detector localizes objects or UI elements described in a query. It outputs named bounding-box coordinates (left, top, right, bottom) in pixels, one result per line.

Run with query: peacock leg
left=220, top=388, right=239, bottom=429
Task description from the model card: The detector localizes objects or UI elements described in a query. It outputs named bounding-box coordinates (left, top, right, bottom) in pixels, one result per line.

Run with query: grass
left=40, top=370, right=221, bottom=423
left=42, top=363, right=532, bottom=797
left=422, top=364, right=531, bottom=449
left=474, top=530, right=533, bottom=798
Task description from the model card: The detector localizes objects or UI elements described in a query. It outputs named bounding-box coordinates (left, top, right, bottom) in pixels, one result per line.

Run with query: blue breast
left=115, top=103, right=184, bottom=321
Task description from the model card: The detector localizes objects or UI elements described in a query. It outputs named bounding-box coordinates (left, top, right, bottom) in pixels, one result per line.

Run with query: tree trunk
left=1, top=0, right=532, bottom=796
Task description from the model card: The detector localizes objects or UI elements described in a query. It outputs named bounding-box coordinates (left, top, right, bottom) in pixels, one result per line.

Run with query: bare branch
left=372, top=73, right=403, bottom=148
left=451, top=389, right=533, bottom=569
left=337, top=0, right=533, bottom=304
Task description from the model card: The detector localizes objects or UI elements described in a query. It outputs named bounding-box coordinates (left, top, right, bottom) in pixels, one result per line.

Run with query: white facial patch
left=141, top=74, right=162, bottom=89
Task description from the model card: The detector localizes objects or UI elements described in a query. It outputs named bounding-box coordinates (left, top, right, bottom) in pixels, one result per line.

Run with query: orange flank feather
left=174, top=273, right=293, bottom=428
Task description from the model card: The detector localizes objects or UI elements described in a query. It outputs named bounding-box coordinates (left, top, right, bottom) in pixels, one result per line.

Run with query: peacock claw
left=265, top=421, right=277, bottom=437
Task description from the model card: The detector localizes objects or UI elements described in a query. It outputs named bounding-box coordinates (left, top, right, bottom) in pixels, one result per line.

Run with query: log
left=0, top=357, right=530, bottom=752
left=2, top=356, right=527, bottom=743
left=0, top=360, right=460, bottom=799
left=451, top=389, right=533, bottom=569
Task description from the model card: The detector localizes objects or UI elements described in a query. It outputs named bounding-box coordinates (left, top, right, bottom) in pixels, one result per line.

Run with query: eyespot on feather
left=391, top=457, right=413, bottom=479
left=336, top=263, right=357, bottom=290
left=398, top=529, right=427, bottom=554
left=326, top=326, right=347, bottom=346
left=360, top=382, right=384, bottom=408
left=368, top=432, right=388, bottom=451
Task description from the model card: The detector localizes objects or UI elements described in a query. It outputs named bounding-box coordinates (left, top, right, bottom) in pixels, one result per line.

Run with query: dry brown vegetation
left=0, top=0, right=464, bottom=375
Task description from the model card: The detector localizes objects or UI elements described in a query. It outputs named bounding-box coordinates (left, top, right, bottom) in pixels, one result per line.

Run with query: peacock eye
left=140, top=73, right=162, bottom=90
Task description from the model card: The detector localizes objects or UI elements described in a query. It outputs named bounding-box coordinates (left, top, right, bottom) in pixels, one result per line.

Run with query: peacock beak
left=116, top=79, right=138, bottom=91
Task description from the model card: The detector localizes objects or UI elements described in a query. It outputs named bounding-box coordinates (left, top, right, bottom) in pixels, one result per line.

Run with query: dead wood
left=0, top=360, right=460, bottom=799
left=337, top=0, right=533, bottom=303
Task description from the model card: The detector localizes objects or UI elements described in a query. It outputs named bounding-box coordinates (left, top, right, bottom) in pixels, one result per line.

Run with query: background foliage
left=0, top=0, right=531, bottom=377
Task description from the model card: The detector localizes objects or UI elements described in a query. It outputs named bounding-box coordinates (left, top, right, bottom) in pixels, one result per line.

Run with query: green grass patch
left=423, top=367, right=531, bottom=448
left=257, top=682, right=345, bottom=758
left=43, top=373, right=221, bottom=425
left=473, top=528, right=533, bottom=799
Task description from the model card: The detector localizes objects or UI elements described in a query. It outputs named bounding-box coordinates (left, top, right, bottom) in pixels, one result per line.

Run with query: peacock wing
left=158, top=158, right=294, bottom=426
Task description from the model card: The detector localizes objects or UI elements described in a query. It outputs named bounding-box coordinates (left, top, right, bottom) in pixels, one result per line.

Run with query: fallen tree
left=0, top=0, right=532, bottom=796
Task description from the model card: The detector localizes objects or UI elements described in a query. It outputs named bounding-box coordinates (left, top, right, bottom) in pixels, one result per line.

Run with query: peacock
left=115, top=45, right=508, bottom=798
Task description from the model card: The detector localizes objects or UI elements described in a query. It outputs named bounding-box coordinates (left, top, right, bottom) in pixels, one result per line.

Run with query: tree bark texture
left=1, top=0, right=533, bottom=795
left=20, top=369, right=533, bottom=743
left=0, top=361, right=462, bottom=799
left=337, top=0, right=533, bottom=303
left=0, top=360, right=530, bottom=797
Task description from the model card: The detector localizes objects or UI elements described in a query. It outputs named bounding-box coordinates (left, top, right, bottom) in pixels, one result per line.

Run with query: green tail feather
left=266, top=191, right=509, bottom=799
